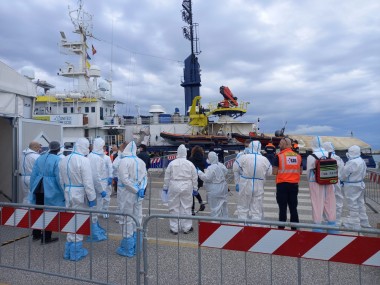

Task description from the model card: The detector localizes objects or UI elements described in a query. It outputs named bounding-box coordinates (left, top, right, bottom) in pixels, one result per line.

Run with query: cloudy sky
left=1, top=0, right=379, bottom=149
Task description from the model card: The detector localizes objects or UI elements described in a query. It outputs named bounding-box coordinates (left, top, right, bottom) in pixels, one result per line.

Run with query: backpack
left=311, top=152, right=338, bottom=185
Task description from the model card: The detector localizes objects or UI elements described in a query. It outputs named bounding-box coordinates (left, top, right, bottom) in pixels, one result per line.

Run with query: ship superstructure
left=33, top=1, right=124, bottom=146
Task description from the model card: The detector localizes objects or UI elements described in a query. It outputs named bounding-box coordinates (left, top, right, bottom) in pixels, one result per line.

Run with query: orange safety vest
left=276, top=148, right=301, bottom=184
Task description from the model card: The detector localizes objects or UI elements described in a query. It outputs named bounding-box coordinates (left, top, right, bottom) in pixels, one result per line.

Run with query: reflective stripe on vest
left=276, top=149, right=301, bottom=184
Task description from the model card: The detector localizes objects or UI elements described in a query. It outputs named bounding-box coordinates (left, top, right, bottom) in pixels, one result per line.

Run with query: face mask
left=244, top=147, right=250, bottom=154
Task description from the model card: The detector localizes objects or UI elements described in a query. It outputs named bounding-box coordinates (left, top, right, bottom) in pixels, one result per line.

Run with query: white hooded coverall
left=103, top=153, right=113, bottom=211
left=87, top=138, right=107, bottom=223
left=323, top=142, right=345, bottom=225
left=306, top=136, right=336, bottom=225
left=117, top=141, right=147, bottom=238
left=20, top=148, right=40, bottom=204
left=198, top=152, right=229, bottom=218
left=341, top=145, right=370, bottom=229
left=163, top=144, right=198, bottom=233
left=233, top=141, right=272, bottom=221
left=59, top=138, right=96, bottom=242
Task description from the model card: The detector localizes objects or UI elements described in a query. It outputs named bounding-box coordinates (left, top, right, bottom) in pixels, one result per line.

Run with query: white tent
left=0, top=61, right=62, bottom=203
left=0, top=61, right=36, bottom=117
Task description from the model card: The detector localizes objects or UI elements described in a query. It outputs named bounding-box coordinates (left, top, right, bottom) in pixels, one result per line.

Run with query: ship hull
left=160, top=131, right=229, bottom=146
left=231, top=132, right=284, bottom=147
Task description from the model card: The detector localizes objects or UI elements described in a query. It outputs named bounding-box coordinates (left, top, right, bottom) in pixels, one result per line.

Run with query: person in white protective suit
left=233, top=141, right=272, bottom=221
left=163, top=144, right=198, bottom=234
left=112, top=142, right=127, bottom=223
left=102, top=145, right=113, bottom=218
left=323, top=142, right=345, bottom=226
left=59, top=138, right=97, bottom=261
left=197, top=152, right=229, bottom=218
left=232, top=139, right=251, bottom=193
left=86, top=138, right=108, bottom=241
left=20, top=141, right=41, bottom=204
left=306, top=136, right=337, bottom=233
left=116, top=141, right=147, bottom=257
left=341, top=145, right=371, bottom=230
left=57, top=146, right=65, bottom=159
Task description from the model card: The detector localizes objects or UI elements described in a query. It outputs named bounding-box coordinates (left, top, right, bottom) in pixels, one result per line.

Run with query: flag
left=92, top=44, right=97, bottom=55
left=86, top=60, right=91, bottom=69
left=86, top=53, right=91, bottom=60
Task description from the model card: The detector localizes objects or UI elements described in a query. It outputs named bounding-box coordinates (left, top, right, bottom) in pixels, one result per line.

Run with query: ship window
left=85, top=107, right=89, bottom=113
left=91, top=107, right=95, bottom=113
left=100, top=107, right=104, bottom=120
left=63, top=107, right=67, bottom=114
left=70, top=107, right=74, bottom=113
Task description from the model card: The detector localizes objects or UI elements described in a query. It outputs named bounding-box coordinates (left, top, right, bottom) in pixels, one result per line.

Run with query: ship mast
left=180, top=0, right=201, bottom=114
left=58, top=0, right=103, bottom=98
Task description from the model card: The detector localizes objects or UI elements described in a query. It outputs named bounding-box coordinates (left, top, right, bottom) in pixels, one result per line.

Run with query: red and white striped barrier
left=151, top=157, right=161, bottom=164
left=0, top=207, right=90, bottom=235
left=224, top=158, right=235, bottom=169
left=167, top=154, right=177, bottom=161
left=199, top=222, right=380, bottom=267
left=369, top=172, right=380, bottom=184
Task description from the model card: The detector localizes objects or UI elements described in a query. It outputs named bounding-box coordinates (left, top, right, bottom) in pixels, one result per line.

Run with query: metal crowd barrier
left=142, top=214, right=380, bottom=285
left=365, top=169, right=380, bottom=205
left=0, top=202, right=141, bottom=285
left=2, top=203, right=380, bottom=285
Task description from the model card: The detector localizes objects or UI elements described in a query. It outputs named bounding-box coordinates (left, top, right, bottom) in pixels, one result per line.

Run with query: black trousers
left=192, top=192, right=203, bottom=211
left=32, top=193, right=52, bottom=240
left=276, top=182, right=299, bottom=230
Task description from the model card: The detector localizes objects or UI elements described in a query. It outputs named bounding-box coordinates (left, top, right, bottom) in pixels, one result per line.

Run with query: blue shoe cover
left=97, top=221, right=106, bottom=234
left=63, top=242, right=73, bottom=260
left=312, top=223, right=324, bottom=233
left=116, top=237, right=129, bottom=256
left=327, top=221, right=339, bottom=234
left=69, top=241, right=88, bottom=261
left=116, top=237, right=135, bottom=257
left=87, top=222, right=107, bottom=242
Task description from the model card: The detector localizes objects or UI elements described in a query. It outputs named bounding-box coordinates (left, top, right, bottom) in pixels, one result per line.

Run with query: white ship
left=32, top=2, right=124, bottom=147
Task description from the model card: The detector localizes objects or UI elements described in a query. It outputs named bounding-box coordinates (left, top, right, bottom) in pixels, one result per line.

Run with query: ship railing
left=103, top=116, right=124, bottom=126
left=365, top=168, right=380, bottom=205
left=121, top=115, right=191, bottom=126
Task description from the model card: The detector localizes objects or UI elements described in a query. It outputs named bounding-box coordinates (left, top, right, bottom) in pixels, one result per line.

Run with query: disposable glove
left=114, top=177, right=118, bottom=183
left=138, top=189, right=145, bottom=199
left=192, top=190, right=198, bottom=196
left=107, top=177, right=113, bottom=185
left=101, top=191, right=107, bottom=198
left=88, top=200, right=96, bottom=207
left=235, top=184, right=239, bottom=192
left=161, top=189, right=168, bottom=203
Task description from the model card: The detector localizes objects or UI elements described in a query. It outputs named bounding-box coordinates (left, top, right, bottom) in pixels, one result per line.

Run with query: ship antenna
left=180, top=0, right=202, bottom=114
left=69, top=0, right=93, bottom=37
left=109, top=18, right=114, bottom=96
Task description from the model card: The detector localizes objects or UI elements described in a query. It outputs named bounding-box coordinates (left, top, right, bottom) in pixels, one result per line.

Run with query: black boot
left=32, top=229, right=42, bottom=241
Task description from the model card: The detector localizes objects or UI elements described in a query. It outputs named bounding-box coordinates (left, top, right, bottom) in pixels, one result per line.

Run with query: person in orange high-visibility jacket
left=272, top=138, right=303, bottom=230
left=291, top=139, right=299, bottom=153
left=264, top=142, right=276, bottom=165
